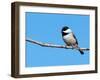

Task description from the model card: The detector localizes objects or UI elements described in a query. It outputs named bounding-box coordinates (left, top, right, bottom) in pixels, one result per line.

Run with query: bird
left=61, top=26, right=84, bottom=54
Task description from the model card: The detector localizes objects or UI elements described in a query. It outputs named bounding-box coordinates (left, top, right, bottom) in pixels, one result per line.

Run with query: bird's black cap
left=62, top=26, right=69, bottom=31
left=61, top=26, right=69, bottom=36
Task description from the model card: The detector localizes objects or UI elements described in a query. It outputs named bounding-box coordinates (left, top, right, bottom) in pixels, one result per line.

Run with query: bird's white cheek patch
left=63, top=29, right=72, bottom=33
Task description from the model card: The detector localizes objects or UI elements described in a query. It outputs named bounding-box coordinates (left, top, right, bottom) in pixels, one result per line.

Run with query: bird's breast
left=63, top=33, right=76, bottom=45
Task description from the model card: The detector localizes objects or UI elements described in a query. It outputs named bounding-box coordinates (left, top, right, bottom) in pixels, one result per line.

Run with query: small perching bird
left=61, top=26, right=84, bottom=54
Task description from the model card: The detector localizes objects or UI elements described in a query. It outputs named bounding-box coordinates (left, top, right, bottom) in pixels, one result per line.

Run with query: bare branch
left=26, top=38, right=89, bottom=51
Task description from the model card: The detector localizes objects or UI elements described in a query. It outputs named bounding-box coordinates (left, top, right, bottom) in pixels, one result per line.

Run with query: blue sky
left=25, top=12, right=90, bottom=67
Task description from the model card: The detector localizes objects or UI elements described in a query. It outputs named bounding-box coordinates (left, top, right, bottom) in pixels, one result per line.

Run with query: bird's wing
left=72, top=33, right=78, bottom=45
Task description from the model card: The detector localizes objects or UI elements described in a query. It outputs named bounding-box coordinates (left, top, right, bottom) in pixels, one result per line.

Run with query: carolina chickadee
left=61, top=26, right=84, bottom=54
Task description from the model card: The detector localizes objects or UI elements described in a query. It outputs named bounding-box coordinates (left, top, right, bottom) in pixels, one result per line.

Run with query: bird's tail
left=79, top=49, right=84, bottom=55
left=73, top=44, right=84, bottom=54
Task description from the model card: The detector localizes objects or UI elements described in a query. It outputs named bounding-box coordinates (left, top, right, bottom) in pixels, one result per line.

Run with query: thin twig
left=26, top=38, right=89, bottom=51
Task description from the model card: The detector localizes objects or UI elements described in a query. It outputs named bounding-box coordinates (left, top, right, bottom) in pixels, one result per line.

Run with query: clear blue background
left=25, top=12, right=90, bottom=67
